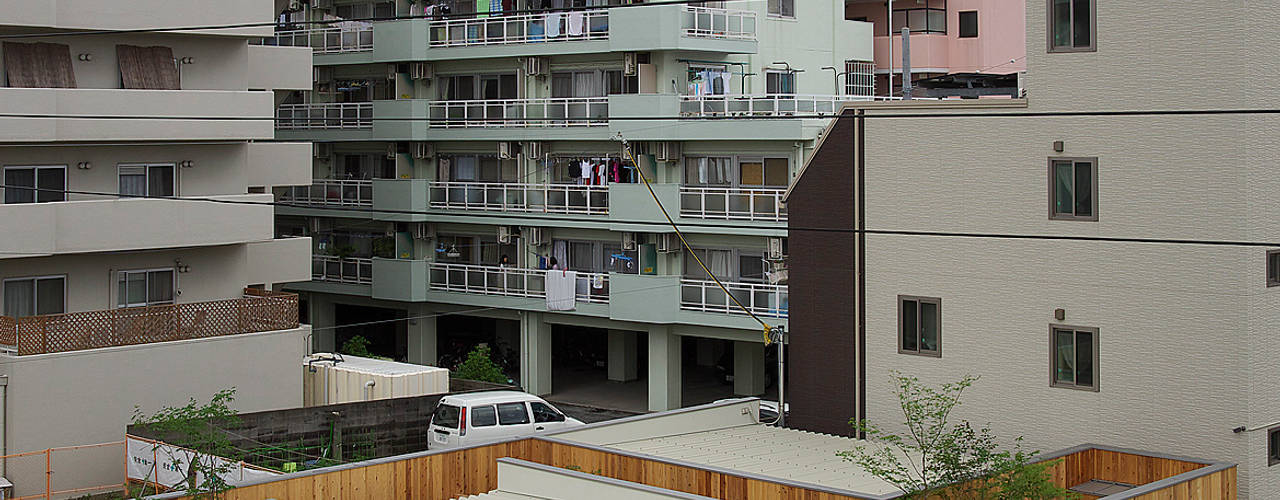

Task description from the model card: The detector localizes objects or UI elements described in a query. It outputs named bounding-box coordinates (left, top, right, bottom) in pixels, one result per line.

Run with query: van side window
left=471, top=405, right=497, bottom=427
left=530, top=402, right=565, bottom=423
left=496, top=402, right=530, bottom=425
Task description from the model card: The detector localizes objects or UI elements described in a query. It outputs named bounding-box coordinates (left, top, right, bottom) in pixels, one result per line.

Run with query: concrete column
left=406, top=305, right=437, bottom=366
left=310, top=294, right=336, bottom=354
left=733, top=340, right=766, bottom=396
left=647, top=326, right=681, bottom=411
left=520, top=312, right=552, bottom=396
left=607, top=330, right=638, bottom=382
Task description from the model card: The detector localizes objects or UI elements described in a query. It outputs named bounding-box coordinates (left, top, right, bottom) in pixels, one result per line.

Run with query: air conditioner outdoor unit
left=656, top=141, right=682, bottom=162
left=498, top=226, right=513, bottom=244
left=311, top=0, right=332, bottom=9
left=526, top=227, right=548, bottom=246
left=385, top=143, right=398, bottom=160
left=524, top=57, right=548, bottom=77
left=413, top=223, right=435, bottom=240
left=413, top=142, right=434, bottom=159
left=657, top=233, right=680, bottom=253
left=524, top=141, right=544, bottom=160
left=386, top=64, right=398, bottom=81
left=385, top=222, right=397, bottom=237
left=410, top=62, right=434, bottom=80
left=498, top=142, right=513, bottom=160
left=621, top=232, right=637, bottom=251
left=624, top=53, right=638, bottom=76
left=313, top=143, right=331, bottom=158
left=767, top=237, right=785, bottom=260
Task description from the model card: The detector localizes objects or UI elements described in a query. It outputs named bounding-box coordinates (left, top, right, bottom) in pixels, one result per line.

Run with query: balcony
left=428, top=9, right=610, bottom=47
left=680, top=186, right=786, bottom=222
left=679, top=94, right=871, bottom=117
left=0, top=88, right=273, bottom=142
left=681, top=279, right=788, bottom=319
left=681, top=6, right=756, bottom=41
left=429, top=182, right=608, bottom=215
left=428, top=98, right=609, bottom=128
left=275, top=103, right=374, bottom=130
left=273, top=27, right=374, bottom=54
left=312, top=256, right=374, bottom=285
left=873, top=33, right=952, bottom=74
left=281, top=180, right=374, bottom=208
left=0, top=289, right=298, bottom=356
left=429, top=263, right=609, bottom=304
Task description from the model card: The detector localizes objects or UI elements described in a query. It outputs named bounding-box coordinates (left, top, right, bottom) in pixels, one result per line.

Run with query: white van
left=428, top=391, right=584, bottom=449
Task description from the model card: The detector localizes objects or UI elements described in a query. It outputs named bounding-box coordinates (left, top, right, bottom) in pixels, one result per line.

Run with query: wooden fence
left=1043, top=446, right=1236, bottom=500
left=0, top=289, right=298, bottom=355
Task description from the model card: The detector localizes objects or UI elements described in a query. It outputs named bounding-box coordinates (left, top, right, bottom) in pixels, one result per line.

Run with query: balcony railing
left=682, top=6, right=757, bottom=41
left=276, top=103, right=373, bottom=130
left=680, top=186, right=786, bottom=222
left=428, top=9, right=609, bottom=47
left=0, top=289, right=299, bottom=356
left=428, top=98, right=609, bottom=128
left=312, top=256, right=374, bottom=285
left=680, top=94, right=873, bottom=117
left=273, top=26, right=374, bottom=54
left=681, top=279, right=787, bottom=319
left=429, top=182, right=608, bottom=215
left=429, top=263, right=609, bottom=304
left=280, top=179, right=374, bottom=208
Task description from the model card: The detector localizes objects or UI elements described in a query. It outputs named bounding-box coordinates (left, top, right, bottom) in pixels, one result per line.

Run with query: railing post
left=45, top=447, right=51, bottom=499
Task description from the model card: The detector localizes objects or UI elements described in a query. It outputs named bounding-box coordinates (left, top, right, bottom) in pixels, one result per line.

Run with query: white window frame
left=682, top=154, right=791, bottom=188
left=767, top=0, right=795, bottom=18
left=116, top=268, right=177, bottom=308
left=3, top=165, right=67, bottom=204
left=2, top=274, right=67, bottom=318
left=117, top=163, right=177, bottom=198
left=764, top=70, right=796, bottom=95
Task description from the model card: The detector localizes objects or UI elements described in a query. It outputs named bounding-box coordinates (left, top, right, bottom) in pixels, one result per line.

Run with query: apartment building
left=787, top=0, right=1278, bottom=498
left=0, top=1, right=313, bottom=496
left=271, top=0, right=874, bottom=412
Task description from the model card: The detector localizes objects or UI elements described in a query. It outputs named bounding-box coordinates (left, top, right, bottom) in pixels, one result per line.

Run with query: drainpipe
left=364, top=380, right=376, bottom=401
left=0, top=376, right=8, bottom=478
left=901, top=27, right=912, bottom=100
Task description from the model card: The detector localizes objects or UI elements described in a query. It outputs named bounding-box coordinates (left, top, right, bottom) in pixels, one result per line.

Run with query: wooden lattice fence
left=0, top=288, right=298, bottom=355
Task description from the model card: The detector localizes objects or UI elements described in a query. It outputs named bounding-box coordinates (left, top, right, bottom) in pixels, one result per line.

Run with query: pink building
left=845, top=0, right=1025, bottom=96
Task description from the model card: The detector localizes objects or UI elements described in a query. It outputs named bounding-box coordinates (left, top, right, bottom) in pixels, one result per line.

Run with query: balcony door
left=118, top=163, right=175, bottom=197
left=116, top=269, right=175, bottom=308
left=3, top=165, right=65, bottom=204
left=3, top=276, right=66, bottom=318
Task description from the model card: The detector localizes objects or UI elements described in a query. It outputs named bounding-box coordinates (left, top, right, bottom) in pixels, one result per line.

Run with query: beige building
left=787, top=1, right=1280, bottom=499
left=0, top=1, right=314, bottom=497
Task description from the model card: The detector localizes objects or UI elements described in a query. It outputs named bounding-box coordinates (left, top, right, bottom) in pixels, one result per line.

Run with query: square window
left=1051, top=325, right=1098, bottom=391
left=1048, top=0, right=1095, bottom=52
left=1049, top=158, right=1098, bottom=221
left=958, top=11, right=978, bottom=38
left=898, top=296, right=941, bottom=357
left=2, top=276, right=66, bottom=318
left=1269, top=427, right=1280, bottom=466
left=767, top=0, right=794, bottom=18
left=1267, top=250, right=1280, bottom=287
left=4, top=166, right=65, bottom=204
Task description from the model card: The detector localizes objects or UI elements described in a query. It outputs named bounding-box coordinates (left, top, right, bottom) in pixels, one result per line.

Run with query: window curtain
left=3, top=280, right=34, bottom=317
left=453, top=156, right=478, bottom=180
left=119, top=167, right=147, bottom=197
left=4, top=168, right=35, bottom=204
left=551, top=240, right=569, bottom=269
left=148, top=165, right=175, bottom=197
left=572, top=71, right=597, bottom=97
left=147, top=271, right=174, bottom=304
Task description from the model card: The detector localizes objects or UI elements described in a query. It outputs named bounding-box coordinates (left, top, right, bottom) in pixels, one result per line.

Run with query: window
left=551, top=69, right=633, bottom=98
left=891, top=0, right=946, bottom=34
left=1268, top=250, right=1280, bottom=287
left=767, top=0, right=794, bottom=18
left=530, top=402, right=565, bottom=423
left=844, top=60, right=875, bottom=97
left=958, top=11, right=978, bottom=38
left=739, top=157, right=789, bottom=187
left=683, top=156, right=732, bottom=186
left=1048, top=0, right=1095, bottom=52
left=687, top=65, right=730, bottom=96
left=470, top=405, right=498, bottom=427
left=116, top=269, right=175, bottom=308
left=2, top=276, right=66, bottom=318
left=899, top=296, right=940, bottom=356
left=765, top=70, right=796, bottom=95
left=438, top=74, right=517, bottom=101
left=1049, top=158, right=1097, bottom=220
left=118, top=164, right=175, bottom=197
left=3, top=166, right=65, bottom=204
left=496, top=402, right=530, bottom=425
left=1051, top=325, right=1098, bottom=391
left=431, top=404, right=461, bottom=429
left=1269, top=427, right=1280, bottom=466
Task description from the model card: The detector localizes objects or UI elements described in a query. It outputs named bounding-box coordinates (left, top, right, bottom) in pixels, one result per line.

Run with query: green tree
left=453, top=344, right=508, bottom=384
left=339, top=335, right=373, bottom=357
left=131, top=388, right=242, bottom=499
left=839, top=372, right=1075, bottom=500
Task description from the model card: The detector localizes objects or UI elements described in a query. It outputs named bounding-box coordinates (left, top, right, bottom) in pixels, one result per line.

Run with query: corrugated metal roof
left=602, top=424, right=900, bottom=496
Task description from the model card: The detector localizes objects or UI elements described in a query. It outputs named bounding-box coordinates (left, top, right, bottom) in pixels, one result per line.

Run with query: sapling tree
left=131, top=388, right=242, bottom=499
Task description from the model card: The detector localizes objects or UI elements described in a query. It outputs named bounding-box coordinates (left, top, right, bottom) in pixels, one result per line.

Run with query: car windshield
left=432, top=403, right=461, bottom=429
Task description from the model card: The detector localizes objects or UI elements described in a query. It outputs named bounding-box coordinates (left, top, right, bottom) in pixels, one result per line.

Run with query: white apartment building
left=788, top=0, right=1279, bottom=498
left=0, top=1, right=313, bottom=496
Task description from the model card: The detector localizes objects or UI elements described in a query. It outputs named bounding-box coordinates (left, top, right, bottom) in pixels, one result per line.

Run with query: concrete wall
left=0, top=33, right=252, bottom=91
left=0, top=325, right=308, bottom=497
left=0, top=88, right=274, bottom=143
left=0, top=0, right=273, bottom=36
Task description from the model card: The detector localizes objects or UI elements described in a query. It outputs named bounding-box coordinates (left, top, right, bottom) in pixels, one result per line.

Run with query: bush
left=453, top=345, right=508, bottom=384
left=339, top=335, right=373, bottom=357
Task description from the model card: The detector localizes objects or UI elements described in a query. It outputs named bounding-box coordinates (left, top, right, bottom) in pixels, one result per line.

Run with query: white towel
left=566, top=11, right=584, bottom=36
left=545, top=13, right=562, bottom=37
left=545, top=270, right=577, bottom=311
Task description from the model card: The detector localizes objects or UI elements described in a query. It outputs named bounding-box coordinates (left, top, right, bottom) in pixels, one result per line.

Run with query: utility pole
left=901, top=27, right=912, bottom=99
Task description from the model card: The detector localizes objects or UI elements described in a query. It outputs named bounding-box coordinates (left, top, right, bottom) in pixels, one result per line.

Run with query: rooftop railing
left=428, top=98, right=609, bottom=128
left=312, top=256, right=374, bottom=285
left=280, top=179, right=374, bottom=208
left=276, top=103, right=374, bottom=130
left=429, top=263, right=609, bottom=304
left=679, top=186, right=786, bottom=222
left=0, top=289, right=299, bottom=356
left=429, top=182, right=609, bottom=215
left=428, top=9, right=609, bottom=47
left=681, top=279, right=787, bottom=319
left=680, top=94, right=876, bottom=117
left=682, top=6, right=757, bottom=41
left=273, top=26, right=374, bottom=53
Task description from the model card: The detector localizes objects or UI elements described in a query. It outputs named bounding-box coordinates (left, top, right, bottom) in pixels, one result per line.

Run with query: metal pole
left=44, top=448, right=51, bottom=500
left=901, top=27, right=912, bottom=100
left=887, top=0, right=893, bottom=96
left=775, top=326, right=786, bottom=427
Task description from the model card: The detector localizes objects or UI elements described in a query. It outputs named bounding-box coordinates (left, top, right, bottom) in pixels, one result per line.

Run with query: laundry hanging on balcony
left=545, top=269, right=577, bottom=311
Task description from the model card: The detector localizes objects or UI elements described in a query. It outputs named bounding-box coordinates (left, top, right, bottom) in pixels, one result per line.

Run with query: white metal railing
left=680, top=186, right=786, bottom=222
left=679, top=94, right=876, bottom=117
left=276, top=103, right=374, bottom=130
left=680, top=279, right=787, bottom=319
left=280, top=179, right=374, bottom=207
left=429, top=182, right=608, bottom=215
left=429, top=263, right=609, bottom=303
left=428, top=9, right=609, bottom=47
left=428, top=98, right=608, bottom=128
left=273, top=26, right=374, bottom=54
left=682, top=6, right=757, bottom=41
left=313, top=256, right=374, bottom=284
